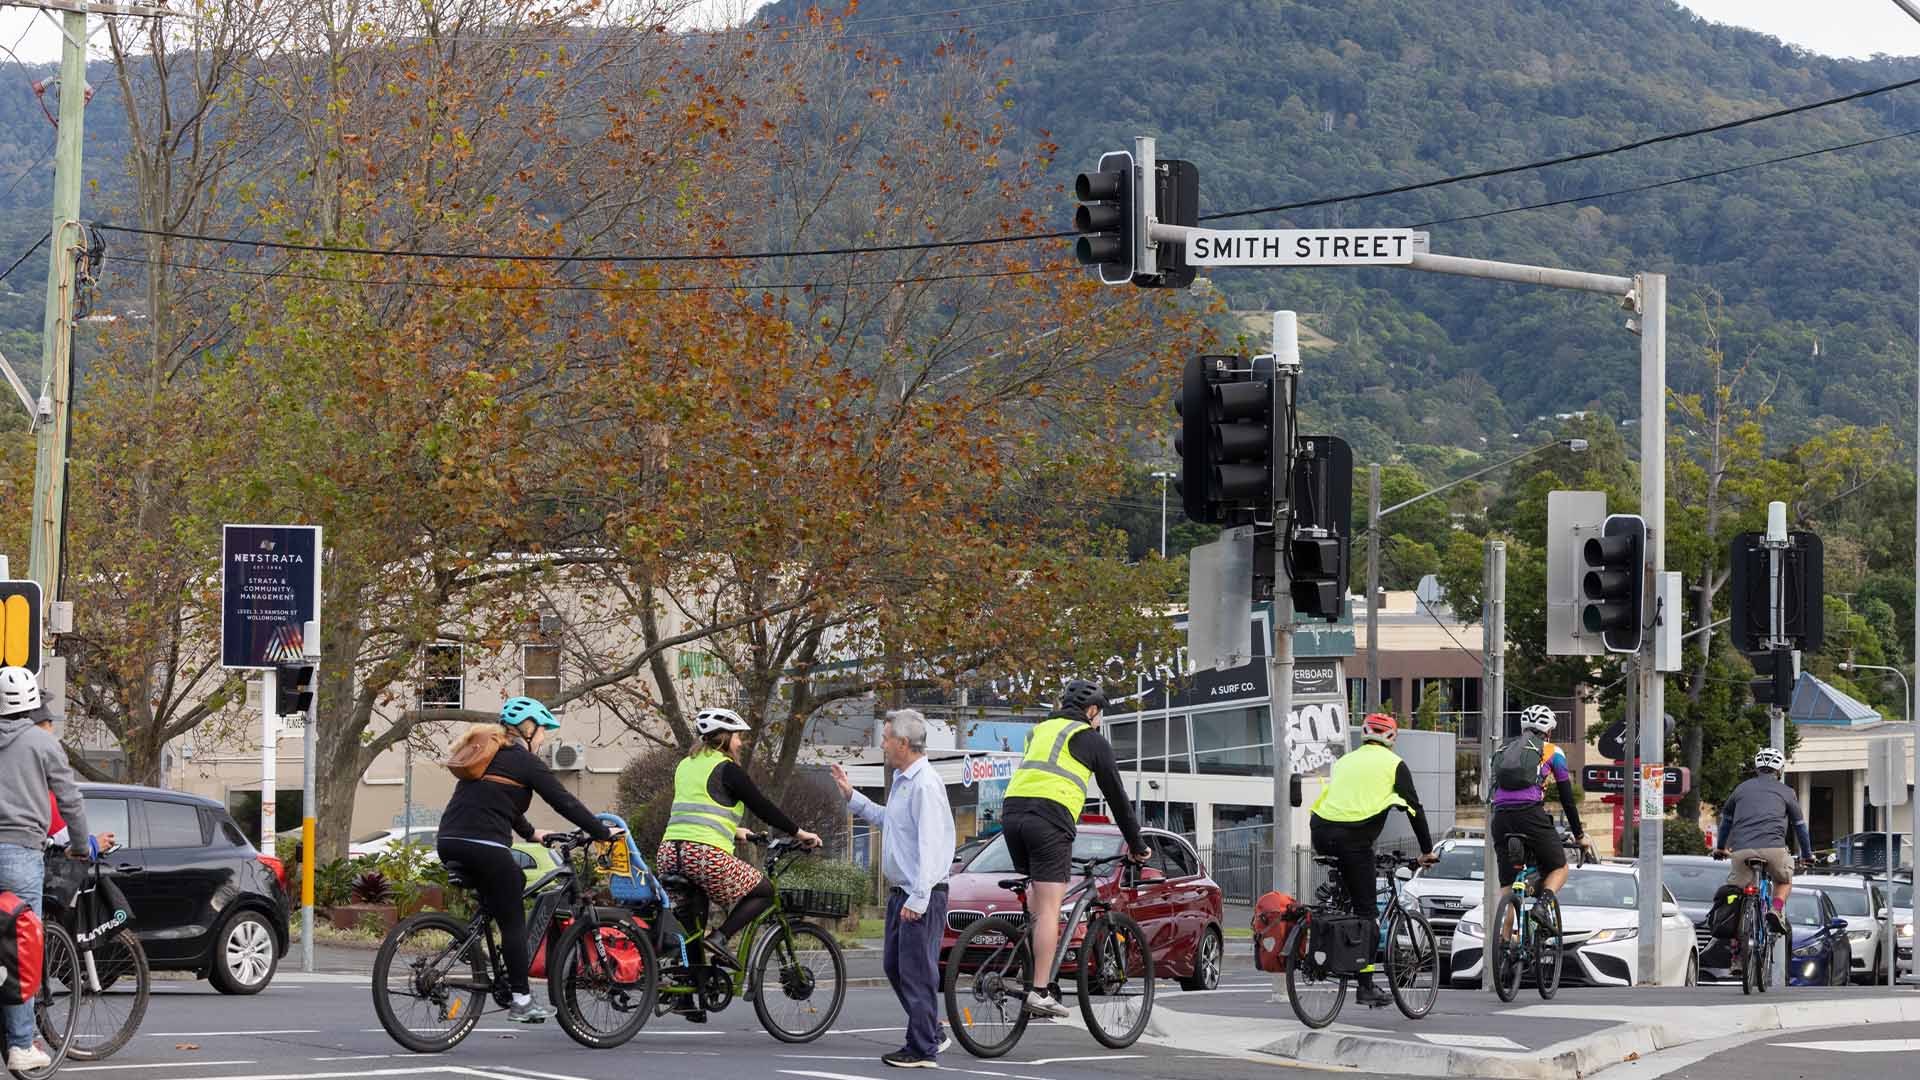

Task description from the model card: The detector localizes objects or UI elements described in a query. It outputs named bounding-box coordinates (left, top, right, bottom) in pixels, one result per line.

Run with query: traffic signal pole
left=1635, top=273, right=1667, bottom=983
left=1270, top=312, right=1299, bottom=901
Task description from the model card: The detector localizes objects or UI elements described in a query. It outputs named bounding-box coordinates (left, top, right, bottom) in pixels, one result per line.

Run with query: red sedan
left=939, top=825, right=1226, bottom=991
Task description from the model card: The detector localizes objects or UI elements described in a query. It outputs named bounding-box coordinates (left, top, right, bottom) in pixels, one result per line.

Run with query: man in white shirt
left=832, top=710, right=955, bottom=1069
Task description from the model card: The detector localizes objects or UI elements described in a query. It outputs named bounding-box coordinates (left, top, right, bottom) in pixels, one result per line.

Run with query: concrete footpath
left=1136, top=983, right=1920, bottom=1078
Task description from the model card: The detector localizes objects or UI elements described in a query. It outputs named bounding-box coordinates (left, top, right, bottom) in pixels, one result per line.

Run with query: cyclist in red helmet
left=1309, top=712, right=1437, bottom=1006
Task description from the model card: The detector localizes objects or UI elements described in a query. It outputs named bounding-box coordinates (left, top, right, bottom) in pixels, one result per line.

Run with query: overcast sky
left=1, top=2, right=1916, bottom=70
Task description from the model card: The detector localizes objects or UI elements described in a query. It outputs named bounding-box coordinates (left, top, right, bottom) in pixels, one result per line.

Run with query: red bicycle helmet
left=1360, top=712, right=1399, bottom=745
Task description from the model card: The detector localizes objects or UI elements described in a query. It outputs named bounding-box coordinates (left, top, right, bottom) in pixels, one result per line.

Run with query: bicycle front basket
left=778, top=887, right=853, bottom=919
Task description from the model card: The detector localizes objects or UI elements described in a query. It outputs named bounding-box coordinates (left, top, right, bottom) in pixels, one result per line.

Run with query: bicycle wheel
left=1758, top=908, right=1776, bottom=994
left=1739, top=900, right=1763, bottom=996
left=372, top=912, right=488, bottom=1053
left=1077, top=911, right=1154, bottom=1049
left=551, top=916, right=658, bottom=1049
left=1491, top=891, right=1523, bottom=1003
left=1385, top=907, right=1439, bottom=1020
left=58, top=927, right=149, bottom=1060
left=750, top=920, right=845, bottom=1044
left=944, top=915, right=1031, bottom=1058
left=21, top=922, right=78, bottom=1080
left=1533, top=891, right=1563, bottom=1001
left=1283, top=917, right=1345, bottom=1029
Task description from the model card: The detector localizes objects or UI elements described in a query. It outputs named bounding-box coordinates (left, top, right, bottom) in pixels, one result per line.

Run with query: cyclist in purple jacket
left=1489, top=705, right=1593, bottom=900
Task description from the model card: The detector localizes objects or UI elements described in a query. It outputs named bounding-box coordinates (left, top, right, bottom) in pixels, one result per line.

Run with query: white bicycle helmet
left=0, top=666, right=40, bottom=717
left=1753, top=747, right=1786, bottom=772
left=693, top=706, right=750, bottom=736
left=1519, top=704, right=1556, bottom=736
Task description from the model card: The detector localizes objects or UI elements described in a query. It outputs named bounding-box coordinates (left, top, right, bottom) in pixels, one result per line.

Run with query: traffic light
left=1728, top=531, right=1825, bottom=654
left=1581, top=513, right=1646, bottom=654
left=1749, top=649, right=1796, bottom=708
left=0, top=580, right=41, bottom=673
left=1290, top=435, right=1353, bottom=620
left=1074, top=150, right=1136, bottom=285
left=276, top=663, right=316, bottom=718
left=1174, top=354, right=1273, bottom=524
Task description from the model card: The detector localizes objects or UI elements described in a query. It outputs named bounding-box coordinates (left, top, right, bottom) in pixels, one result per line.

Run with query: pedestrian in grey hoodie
left=0, top=666, right=87, bottom=1072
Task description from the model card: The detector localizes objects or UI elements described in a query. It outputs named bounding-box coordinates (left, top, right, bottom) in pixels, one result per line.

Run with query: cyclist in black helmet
left=999, top=679, right=1149, bottom=1018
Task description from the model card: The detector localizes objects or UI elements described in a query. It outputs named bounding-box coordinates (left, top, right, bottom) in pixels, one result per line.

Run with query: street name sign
left=1185, top=228, right=1427, bottom=267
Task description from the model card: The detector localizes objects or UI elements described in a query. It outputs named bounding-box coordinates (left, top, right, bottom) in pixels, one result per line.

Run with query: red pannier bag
left=530, top=918, right=646, bottom=983
left=1251, top=891, right=1305, bottom=973
left=0, top=891, right=44, bottom=1005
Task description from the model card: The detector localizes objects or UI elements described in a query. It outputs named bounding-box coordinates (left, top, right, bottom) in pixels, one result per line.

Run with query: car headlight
left=1848, top=930, right=1872, bottom=942
left=1793, top=941, right=1824, bottom=958
left=1900, top=923, right=1914, bottom=941
left=1457, top=919, right=1483, bottom=939
left=1588, top=927, right=1638, bottom=944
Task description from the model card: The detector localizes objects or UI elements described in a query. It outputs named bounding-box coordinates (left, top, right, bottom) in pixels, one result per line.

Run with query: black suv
left=77, top=783, right=290, bottom=994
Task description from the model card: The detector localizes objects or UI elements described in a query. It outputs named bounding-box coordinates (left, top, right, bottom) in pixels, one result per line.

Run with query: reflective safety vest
left=1004, top=716, right=1096, bottom=818
left=662, top=751, right=745, bottom=850
left=1311, top=742, right=1412, bottom=823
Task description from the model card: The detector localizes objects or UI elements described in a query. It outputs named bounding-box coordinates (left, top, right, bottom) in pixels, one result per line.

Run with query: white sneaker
left=937, top=1032, right=953, bottom=1054
left=1023, top=990, right=1069, bottom=1018
left=7, top=1044, right=52, bottom=1071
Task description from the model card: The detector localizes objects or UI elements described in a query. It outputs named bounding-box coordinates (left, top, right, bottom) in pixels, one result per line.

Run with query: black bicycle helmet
left=1059, top=679, right=1107, bottom=713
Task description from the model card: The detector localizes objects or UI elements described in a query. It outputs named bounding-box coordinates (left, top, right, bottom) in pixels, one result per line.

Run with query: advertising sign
left=222, top=525, right=321, bottom=670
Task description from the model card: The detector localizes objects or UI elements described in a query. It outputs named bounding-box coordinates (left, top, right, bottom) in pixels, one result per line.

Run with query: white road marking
left=776, top=1056, right=879, bottom=1061
left=1021, top=1054, right=1146, bottom=1065
left=1771, top=1039, right=1920, bottom=1053
left=826, top=1027, right=904, bottom=1034
left=781, top=1070, right=884, bottom=1080
left=66, top=1063, right=256, bottom=1073
left=1414, top=1033, right=1526, bottom=1050
left=145, top=1030, right=322, bottom=1037
left=311, top=1055, right=402, bottom=1062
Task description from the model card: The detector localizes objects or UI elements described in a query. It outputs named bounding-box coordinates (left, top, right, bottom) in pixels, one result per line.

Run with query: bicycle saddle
left=1744, top=857, right=1769, bottom=867
left=1311, top=855, right=1343, bottom=867
left=997, top=877, right=1030, bottom=892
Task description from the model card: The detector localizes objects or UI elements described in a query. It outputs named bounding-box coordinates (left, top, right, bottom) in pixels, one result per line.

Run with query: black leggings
left=1309, top=815, right=1382, bottom=920
left=720, top=877, right=775, bottom=939
left=439, top=838, right=533, bottom=996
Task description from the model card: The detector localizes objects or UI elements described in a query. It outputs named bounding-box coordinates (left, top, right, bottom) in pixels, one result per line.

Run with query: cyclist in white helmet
left=1712, top=747, right=1811, bottom=934
left=657, top=707, right=821, bottom=1021
left=1489, top=705, right=1590, bottom=901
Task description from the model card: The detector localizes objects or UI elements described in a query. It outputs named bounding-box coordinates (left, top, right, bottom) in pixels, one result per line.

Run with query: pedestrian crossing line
left=66, top=1062, right=257, bottom=1073
left=1020, top=1054, right=1146, bottom=1065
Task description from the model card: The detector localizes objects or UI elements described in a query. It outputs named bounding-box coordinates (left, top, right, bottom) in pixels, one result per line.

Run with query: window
left=1107, top=718, right=1137, bottom=767
left=84, top=798, right=130, bottom=848
left=1137, top=715, right=1192, bottom=774
left=421, top=643, right=464, bottom=709
left=146, top=800, right=209, bottom=848
left=523, top=644, right=561, bottom=703
left=1192, top=707, right=1273, bottom=776
left=219, top=819, right=247, bottom=847
left=1153, top=835, right=1199, bottom=878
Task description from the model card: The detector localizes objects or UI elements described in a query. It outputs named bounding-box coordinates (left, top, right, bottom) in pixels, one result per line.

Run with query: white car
left=1449, top=863, right=1700, bottom=988
left=1796, top=874, right=1893, bottom=984
left=1891, top=878, right=1912, bottom=977
left=1400, top=838, right=1491, bottom=982
left=349, top=824, right=440, bottom=858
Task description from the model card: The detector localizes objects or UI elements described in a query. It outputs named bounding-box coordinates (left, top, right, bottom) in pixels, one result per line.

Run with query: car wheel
left=1179, top=927, right=1223, bottom=991
left=1684, top=951, right=1698, bottom=987
left=209, top=911, right=278, bottom=995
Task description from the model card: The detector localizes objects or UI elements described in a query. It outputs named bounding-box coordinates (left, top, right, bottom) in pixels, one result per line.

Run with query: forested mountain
left=753, top=0, right=1920, bottom=464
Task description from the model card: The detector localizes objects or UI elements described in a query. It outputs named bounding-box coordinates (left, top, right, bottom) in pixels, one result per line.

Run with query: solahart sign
left=222, top=525, right=322, bottom=670
left=958, top=755, right=1018, bottom=789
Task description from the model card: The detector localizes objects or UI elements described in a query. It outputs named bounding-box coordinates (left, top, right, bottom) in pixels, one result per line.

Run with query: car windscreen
left=1784, top=891, right=1826, bottom=928
left=1422, top=845, right=1485, bottom=880
left=966, top=833, right=1125, bottom=875
left=1820, top=884, right=1871, bottom=915
left=1558, top=870, right=1637, bottom=909
left=1892, top=881, right=1912, bottom=908
left=1662, top=863, right=1724, bottom=902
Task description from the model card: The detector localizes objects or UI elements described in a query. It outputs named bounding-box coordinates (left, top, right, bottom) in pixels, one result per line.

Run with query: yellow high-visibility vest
left=1004, top=716, right=1096, bottom=818
left=1311, top=743, right=1412, bottom=822
left=661, top=751, right=744, bottom=850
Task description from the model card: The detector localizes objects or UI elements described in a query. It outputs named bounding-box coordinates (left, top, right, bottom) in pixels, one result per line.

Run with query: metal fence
left=1191, top=823, right=1327, bottom=907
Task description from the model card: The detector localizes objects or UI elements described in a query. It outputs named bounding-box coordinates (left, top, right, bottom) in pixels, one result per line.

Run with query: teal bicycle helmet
left=501, top=696, right=560, bottom=731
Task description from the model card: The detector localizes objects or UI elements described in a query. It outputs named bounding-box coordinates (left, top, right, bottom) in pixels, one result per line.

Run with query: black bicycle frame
left=1036, top=857, right=1133, bottom=990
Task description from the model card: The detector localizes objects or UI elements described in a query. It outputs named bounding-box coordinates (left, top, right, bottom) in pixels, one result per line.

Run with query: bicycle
left=39, top=838, right=148, bottom=1061
left=371, top=826, right=658, bottom=1053
left=1283, top=851, right=1439, bottom=1029
left=1719, top=854, right=1783, bottom=996
left=943, top=852, right=1154, bottom=1059
left=1490, top=831, right=1589, bottom=1003
left=634, top=832, right=848, bottom=1043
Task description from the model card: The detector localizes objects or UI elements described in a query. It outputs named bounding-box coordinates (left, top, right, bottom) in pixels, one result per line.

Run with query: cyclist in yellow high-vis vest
left=1000, top=679, right=1149, bottom=1019
left=1309, top=712, right=1437, bottom=1007
left=656, top=707, right=821, bottom=1022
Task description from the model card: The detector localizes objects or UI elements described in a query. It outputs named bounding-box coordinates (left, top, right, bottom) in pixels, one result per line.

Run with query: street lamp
left=1364, top=438, right=1588, bottom=715
left=1151, top=470, right=1175, bottom=557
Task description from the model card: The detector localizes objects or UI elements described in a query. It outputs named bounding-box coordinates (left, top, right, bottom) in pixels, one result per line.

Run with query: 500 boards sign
left=958, top=755, right=1017, bottom=788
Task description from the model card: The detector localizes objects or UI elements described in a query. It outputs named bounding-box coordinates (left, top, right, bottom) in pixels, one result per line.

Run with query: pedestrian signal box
left=0, top=580, right=42, bottom=673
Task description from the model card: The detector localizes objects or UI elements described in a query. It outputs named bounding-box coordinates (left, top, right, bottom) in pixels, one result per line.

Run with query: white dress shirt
left=848, top=755, right=956, bottom=914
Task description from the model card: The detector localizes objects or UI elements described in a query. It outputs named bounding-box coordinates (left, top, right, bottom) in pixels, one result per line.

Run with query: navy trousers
left=883, top=886, right=949, bottom=1058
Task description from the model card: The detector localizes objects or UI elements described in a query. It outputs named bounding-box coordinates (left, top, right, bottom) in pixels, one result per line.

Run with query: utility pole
left=1635, top=273, right=1668, bottom=983
left=1479, top=539, right=1504, bottom=990
left=1152, top=470, right=1174, bottom=557
left=1269, top=311, right=1299, bottom=900
left=1367, top=464, right=1381, bottom=713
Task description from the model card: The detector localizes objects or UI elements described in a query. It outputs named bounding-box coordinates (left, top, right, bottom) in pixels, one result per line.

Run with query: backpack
left=1307, top=914, right=1376, bottom=975
left=1251, top=891, right=1306, bottom=972
left=1493, top=734, right=1547, bottom=793
left=1706, top=884, right=1745, bottom=939
left=0, top=890, right=44, bottom=1006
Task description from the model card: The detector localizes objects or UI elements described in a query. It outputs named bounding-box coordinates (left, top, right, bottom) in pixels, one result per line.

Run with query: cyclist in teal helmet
left=438, top=696, right=617, bottom=1024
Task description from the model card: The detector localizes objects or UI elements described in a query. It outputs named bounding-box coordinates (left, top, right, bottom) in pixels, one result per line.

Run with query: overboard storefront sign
left=959, top=754, right=1018, bottom=788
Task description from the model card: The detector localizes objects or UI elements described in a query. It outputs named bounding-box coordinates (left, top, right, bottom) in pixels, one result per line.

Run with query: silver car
left=1399, top=838, right=1487, bottom=983
left=1796, top=873, right=1894, bottom=983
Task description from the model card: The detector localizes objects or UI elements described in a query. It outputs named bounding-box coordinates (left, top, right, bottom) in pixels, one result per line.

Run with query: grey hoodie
left=0, top=712, right=88, bottom=852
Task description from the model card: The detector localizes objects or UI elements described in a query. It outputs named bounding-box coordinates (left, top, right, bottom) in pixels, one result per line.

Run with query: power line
left=1411, top=126, right=1920, bottom=228
left=0, top=230, right=47, bottom=284
left=101, top=251, right=1073, bottom=293
left=1198, top=74, right=1920, bottom=224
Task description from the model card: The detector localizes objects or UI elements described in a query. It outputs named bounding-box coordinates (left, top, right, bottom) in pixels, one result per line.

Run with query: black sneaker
left=883, top=1051, right=937, bottom=1069
left=1354, top=981, right=1392, bottom=1008
left=679, top=1009, right=709, bottom=1024
left=1765, top=910, right=1787, bottom=936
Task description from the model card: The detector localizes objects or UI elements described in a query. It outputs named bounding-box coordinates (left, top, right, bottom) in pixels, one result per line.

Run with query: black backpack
left=1706, top=884, right=1745, bottom=938
left=1493, top=734, right=1547, bottom=793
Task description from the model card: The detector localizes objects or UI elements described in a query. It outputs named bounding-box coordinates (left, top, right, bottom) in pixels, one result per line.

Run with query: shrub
left=315, top=859, right=357, bottom=908
left=1664, top=815, right=1708, bottom=856
left=350, top=870, right=393, bottom=905
left=777, top=857, right=874, bottom=905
